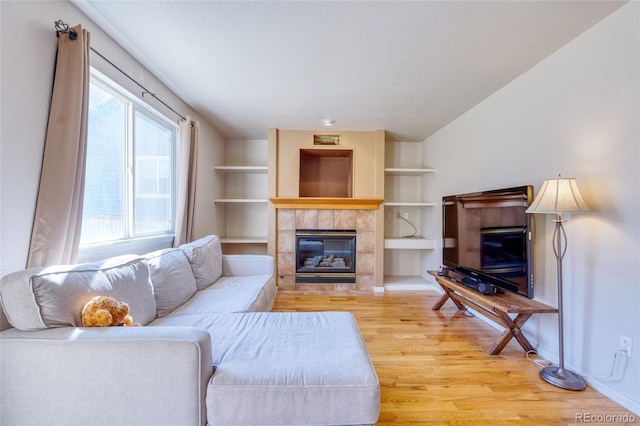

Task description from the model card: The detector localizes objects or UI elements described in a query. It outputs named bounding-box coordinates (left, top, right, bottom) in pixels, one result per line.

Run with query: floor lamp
left=526, top=176, right=591, bottom=391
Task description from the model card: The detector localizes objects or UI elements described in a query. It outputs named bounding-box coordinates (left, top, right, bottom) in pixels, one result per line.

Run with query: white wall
left=0, top=1, right=224, bottom=277
left=423, top=3, right=639, bottom=413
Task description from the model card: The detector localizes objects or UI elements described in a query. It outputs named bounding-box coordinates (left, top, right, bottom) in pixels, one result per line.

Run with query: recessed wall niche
left=299, top=149, right=353, bottom=198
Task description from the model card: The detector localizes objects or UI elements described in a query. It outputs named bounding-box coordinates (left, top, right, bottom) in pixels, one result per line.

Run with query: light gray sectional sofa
left=0, top=235, right=380, bottom=426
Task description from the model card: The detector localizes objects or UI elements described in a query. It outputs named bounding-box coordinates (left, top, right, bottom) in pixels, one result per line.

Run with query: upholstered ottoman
left=154, top=311, right=380, bottom=425
left=208, top=311, right=379, bottom=425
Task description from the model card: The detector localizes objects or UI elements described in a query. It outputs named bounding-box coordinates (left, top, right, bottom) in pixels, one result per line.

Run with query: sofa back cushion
left=0, top=255, right=156, bottom=331
left=145, top=248, right=197, bottom=317
left=179, top=235, right=222, bottom=290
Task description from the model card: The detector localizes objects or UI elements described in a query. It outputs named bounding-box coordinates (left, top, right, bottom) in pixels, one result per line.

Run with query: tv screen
left=442, top=185, right=534, bottom=298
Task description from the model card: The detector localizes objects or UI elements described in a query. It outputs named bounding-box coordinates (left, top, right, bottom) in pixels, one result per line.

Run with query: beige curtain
left=26, top=25, right=90, bottom=268
left=174, top=119, right=199, bottom=246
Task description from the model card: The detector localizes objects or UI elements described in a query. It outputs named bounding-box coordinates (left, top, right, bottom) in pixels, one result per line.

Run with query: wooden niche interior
left=299, top=149, right=353, bottom=198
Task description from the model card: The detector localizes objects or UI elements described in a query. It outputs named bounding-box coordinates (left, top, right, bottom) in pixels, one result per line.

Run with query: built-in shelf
left=384, top=168, right=436, bottom=176
left=384, top=201, right=438, bottom=207
left=214, top=139, right=269, bottom=255
left=384, top=238, right=435, bottom=250
left=213, top=199, right=268, bottom=203
left=384, top=140, right=438, bottom=284
left=220, top=237, right=268, bottom=244
left=383, top=275, right=436, bottom=291
left=213, top=166, right=268, bottom=174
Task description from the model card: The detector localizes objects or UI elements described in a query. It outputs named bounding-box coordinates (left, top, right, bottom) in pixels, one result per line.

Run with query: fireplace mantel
left=270, top=197, right=384, bottom=210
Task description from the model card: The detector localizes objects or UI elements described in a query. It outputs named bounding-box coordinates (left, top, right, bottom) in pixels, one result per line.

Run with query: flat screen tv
left=442, top=185, right=534, bottom=298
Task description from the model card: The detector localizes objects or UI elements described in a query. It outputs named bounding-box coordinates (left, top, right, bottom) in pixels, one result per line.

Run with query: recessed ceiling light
left=321, top=119, right=336, bottom=127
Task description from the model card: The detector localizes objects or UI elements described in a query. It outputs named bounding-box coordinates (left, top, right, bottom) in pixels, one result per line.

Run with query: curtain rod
left=54, top=20, right=188, bottom=122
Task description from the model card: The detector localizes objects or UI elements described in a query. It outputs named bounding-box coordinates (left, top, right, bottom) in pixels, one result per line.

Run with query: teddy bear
left=81, top=295, right=139, bottom=327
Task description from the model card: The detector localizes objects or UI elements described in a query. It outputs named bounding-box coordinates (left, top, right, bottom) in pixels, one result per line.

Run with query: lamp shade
left=526, top=177, right=591, bottom=214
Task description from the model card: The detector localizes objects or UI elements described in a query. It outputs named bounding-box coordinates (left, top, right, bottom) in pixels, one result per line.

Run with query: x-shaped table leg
left=489, top=311, right=534, bottom=355
left=432, top=286, right=466, bottom=311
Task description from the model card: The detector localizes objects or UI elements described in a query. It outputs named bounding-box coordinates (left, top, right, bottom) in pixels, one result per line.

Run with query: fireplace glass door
left=295, top=229, right=356, bottom=283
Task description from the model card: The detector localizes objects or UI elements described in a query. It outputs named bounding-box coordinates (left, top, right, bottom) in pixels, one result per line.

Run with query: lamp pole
left=555, top=213, right=566, bottom=372
left=538, top=212, right=586, bottom=390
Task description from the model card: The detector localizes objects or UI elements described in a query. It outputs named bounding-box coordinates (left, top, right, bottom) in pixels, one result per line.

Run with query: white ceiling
left=72, top=0, right=625, bottom=141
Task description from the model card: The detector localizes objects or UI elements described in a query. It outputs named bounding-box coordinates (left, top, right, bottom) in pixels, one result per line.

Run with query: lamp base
left=539, top=366, right=586, bottom=391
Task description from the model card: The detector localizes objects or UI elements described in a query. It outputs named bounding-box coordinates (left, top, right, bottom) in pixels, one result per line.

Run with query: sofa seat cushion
left=145, top=248, right=197, bottom=317
left=152, top=312, right=380, bottom=425
left=0, top=256, right=156, bottom=330
left=160, top=275, right=276, bottom=317
left=179, top=235, right=223, bottom=290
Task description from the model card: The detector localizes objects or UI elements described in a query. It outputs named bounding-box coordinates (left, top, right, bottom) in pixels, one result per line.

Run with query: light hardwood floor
left=273, top=290, right=634, bottom=425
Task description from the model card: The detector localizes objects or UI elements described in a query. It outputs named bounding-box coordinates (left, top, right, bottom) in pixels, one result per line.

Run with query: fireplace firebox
left=295, top=229, right=356, bottom=283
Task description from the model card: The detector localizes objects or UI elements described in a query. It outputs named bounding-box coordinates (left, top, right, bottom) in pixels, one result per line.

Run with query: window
left=80, top=70, right=177, bottom=247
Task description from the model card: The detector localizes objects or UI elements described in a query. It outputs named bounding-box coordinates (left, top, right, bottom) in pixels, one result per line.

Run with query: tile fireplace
left=274, top=207, right=378, bottom=292
left=268, top=128, right=386, bottom=292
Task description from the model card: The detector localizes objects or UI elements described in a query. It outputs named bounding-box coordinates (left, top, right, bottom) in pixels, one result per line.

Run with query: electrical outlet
left=396, top=212, right=402, bottom=219
left=403, top=212, right=409, bottom=220
left=620, top=335, right=633, bottom=357
left=386, top=211, right=392, bottom=220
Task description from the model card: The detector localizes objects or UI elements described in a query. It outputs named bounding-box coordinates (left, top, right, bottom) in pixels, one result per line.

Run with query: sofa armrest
left=222, top=254, right=274, bottom=277
left=0, top=326, right=212, bottom=426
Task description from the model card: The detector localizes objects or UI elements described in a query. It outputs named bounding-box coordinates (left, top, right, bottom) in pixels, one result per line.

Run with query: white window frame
left=78, top=68, right=179, bottom=262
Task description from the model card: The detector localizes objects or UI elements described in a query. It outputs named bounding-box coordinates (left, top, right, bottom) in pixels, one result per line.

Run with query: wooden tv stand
left=428, top=271, right=558, bottom=355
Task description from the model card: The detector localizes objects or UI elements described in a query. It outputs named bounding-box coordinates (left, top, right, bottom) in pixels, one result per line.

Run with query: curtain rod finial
left=54, top=20, right=68, bottom=31
left=54, top=19, right=77, bottom=40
